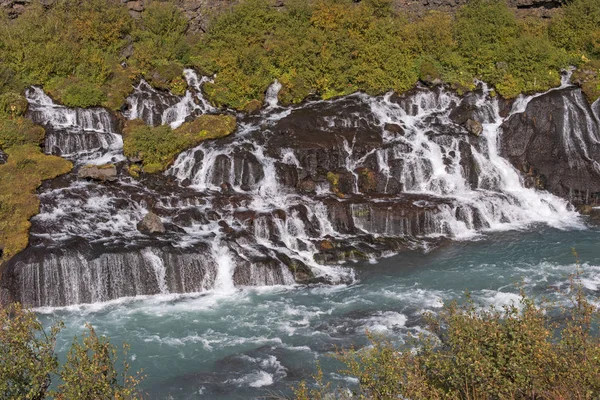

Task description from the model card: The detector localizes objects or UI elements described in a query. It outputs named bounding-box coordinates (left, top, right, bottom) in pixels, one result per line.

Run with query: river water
left=38, top=224, right=600, bottom=399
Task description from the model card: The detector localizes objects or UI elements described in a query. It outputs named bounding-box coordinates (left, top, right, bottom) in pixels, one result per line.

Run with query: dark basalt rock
left=269, top=96, right=382, bottom=181
left=501, top=87, right=600, bottom=205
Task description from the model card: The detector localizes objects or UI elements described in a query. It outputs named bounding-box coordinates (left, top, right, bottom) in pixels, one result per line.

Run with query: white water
left=264, top=80, right=282, bottom=109
left=365, top=84, right=582, bottom=236
left=25, top=87, right=123, bottom=163
left=15, top=75, right=598, bottom=309
left=125, top=69, right=215, bottom=128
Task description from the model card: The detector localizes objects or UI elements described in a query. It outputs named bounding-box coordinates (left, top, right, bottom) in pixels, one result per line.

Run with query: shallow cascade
left=25, top=87, right=123, bottom=164
left=3, top=75, right=599, bottom=308
left=124, top=69, right=215, bottom=128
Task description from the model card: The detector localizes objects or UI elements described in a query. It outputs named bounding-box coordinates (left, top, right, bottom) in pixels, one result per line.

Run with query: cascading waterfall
left=366, top=85, right=581, bottom=236
left=125, top=69, right=215, bottom=128
left=25, top=87, right=123, bottom=163
left=4, top=73, right=595, bottom=308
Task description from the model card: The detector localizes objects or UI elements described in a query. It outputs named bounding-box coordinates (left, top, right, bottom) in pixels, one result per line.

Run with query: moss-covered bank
left=123, top=115, right=237, bottom=174
left=0, top=126, right=73, bottom=260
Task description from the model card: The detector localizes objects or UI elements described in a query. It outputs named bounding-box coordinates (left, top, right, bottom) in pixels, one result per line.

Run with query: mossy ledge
left=0, top=141, right=72, bottom=263
left=123, top=115, right=237, bottom=174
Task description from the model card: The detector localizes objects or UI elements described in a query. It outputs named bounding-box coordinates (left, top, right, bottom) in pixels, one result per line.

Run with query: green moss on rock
left=573, top=60, right=600, bottom=103
left=0, top=144, right=72, bottom=262
left=0, top=117, right=45, bottom=150
left=123, top=115, right=237, bottom=174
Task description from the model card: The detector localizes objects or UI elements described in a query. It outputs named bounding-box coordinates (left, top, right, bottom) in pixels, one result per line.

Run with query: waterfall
left=4, top=77, right=594, bottom=307
left=25, top=87, right=123, bottom=163
left=211, top=240, right=236, bottom=293
left=561, top=90, right=600, bottom=171
left=264, top=80, right=282, bottom=109
left=365, top=85, right=581, bottom=235
left=125, top=69, right=215, bottom=128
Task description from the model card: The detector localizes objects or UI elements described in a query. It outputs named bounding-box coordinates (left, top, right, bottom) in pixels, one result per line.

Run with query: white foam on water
left=25, top=86, right=124, bottom=163
left=361, top=311, right=407, bottom=333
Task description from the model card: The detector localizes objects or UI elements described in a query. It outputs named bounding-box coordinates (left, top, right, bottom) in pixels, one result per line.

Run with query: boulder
left=78, top=164, right=117, bottom=182
left=137, top=212, right=166, bottom=234
left=465, top=119, right=483, bottom=137
left=298, top=177, right=316, bottom=193
left=449, top=92, right=480, bottom=125
left=384, top=123, right=404, bottom=135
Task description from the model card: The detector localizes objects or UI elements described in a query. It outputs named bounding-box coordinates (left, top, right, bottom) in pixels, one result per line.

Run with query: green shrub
left=296, top=278, right=600, bottom=400
left=0, top=92, right=28, bottom=117
left=549, top=0, right=600, bottom=58
left=0, top=0, right=132, bottom=108
left=0, top=304, right=143, bottom=400
left=0, top=117, right=45, bottom=149
left=129, top=1, right=190, bottom=87
left=573, top=60, right=600, bottom=102
left=46, top=77, right=107, bottom=108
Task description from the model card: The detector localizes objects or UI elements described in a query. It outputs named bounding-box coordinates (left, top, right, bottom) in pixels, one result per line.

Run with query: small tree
left=53, top=324, right=143, bottom=400
left=0, top=304, right=143, bottom=399
left=0, top=303, right=62, bottom=400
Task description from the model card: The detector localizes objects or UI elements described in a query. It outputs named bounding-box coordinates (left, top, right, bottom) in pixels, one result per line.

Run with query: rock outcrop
left=78, top=164, right=118, bottom=182
left=501, top=87, right=600, bottom=205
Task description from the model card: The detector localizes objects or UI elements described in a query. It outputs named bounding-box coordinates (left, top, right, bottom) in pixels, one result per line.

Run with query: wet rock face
left=501, top=87, right=600, bottom=205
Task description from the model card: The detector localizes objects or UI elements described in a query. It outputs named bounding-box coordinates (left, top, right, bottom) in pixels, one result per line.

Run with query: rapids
left=37, top=227, right=600, bottom=399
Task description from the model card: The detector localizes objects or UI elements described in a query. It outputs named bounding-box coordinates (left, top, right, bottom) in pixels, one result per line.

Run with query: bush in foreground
left=0, top=303, right=142, bottom=399
left=295, top=274, right=600, bottom=399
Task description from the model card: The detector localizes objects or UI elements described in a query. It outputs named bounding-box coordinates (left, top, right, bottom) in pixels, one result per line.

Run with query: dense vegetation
left=0, top=0, right=598, bottom=112
left=195, top=0, right=600, bottom=108
left=295, top=275, right=600, bottom=399
left=0, top=303, right=142, bottom=399
left=123, top=115, right=236, bottom=174
left=0, top=0, right=191, bottom=111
